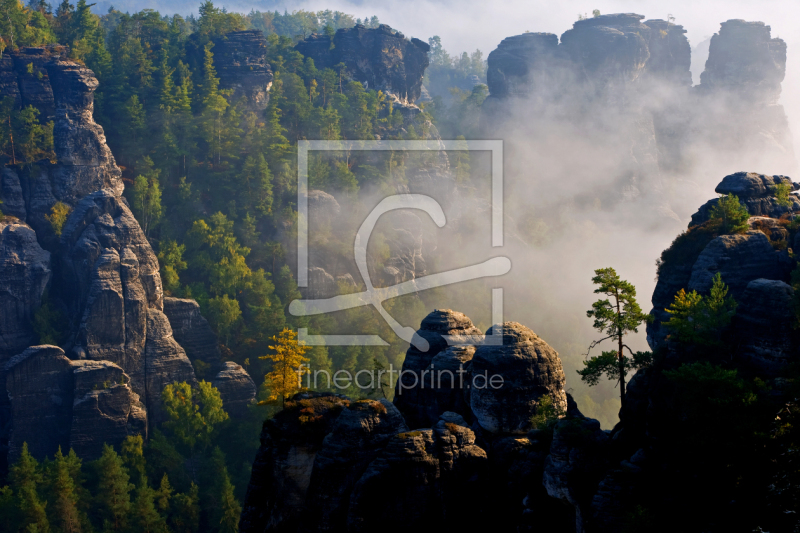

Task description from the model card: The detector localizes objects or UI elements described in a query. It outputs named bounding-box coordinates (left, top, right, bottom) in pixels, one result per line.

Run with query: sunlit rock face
left=470, top=321, right=568, bottom=434
left=296, top=24, right=430, bottom=114
left=0, top=41, right=259, bottom=468
left=1, top=49, right=123, bottom=248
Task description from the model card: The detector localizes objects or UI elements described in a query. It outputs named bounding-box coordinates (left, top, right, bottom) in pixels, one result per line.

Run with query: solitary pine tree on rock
left=260, top=328, right=311, bottom=407
left=578, top=268, right=652, bottom=405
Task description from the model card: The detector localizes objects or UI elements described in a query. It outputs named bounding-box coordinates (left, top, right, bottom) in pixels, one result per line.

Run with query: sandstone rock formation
left=212, top=361, right=257, bottom=417
left=0, top=220, right=50, bottom=360
left=240, top=311, right=595, bottom=533
left=698, top=20, right=786, bottom=104
left=690, top=172, right=800, bottom=226
left=0, top=48, right=257, bottom=466
left=296, top=24, right=429, bottom=114
left=4, top=346, right=144, bottom=463
left=211, top=30, right=273, bottom=111
left=239, top=393, right=352, bottom=533
left=163, top=297, right=256, bottom=417
left=693, top=20, right=795, bottom=174
left=392, top=309, right=482, bottom=428
left=1, top=48, right=123, bottom=247
left=648, top=172, right=796, bottom=350
left=484, top=14, right=796, bottom=227
left=732, top=279, right=798, bottom=375
left=240, top=393, right=491, bottom=533
left=70, top=360, right=144, bottom=459
left=470, top=322, right=568, bottom=434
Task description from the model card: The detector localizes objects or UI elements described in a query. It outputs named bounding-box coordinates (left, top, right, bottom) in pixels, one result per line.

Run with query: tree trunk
left=618, top=334, right=626, bottom=406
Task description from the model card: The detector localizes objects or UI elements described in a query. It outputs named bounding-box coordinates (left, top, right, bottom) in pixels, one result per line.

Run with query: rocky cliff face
left=296, top=24, right=429, bottom=114
left=1, top=48, right=123, bottom=248
left=0, top=221, right=50, bottom=360
left=211, top=30, right=273, bottom=111
left=648, top=171, right=796, bottom=350
left=241, top=311, right=578, bottom=533
left=0, top=48, right=256, bottom=467
left=4, top=346, right=145, bottom=462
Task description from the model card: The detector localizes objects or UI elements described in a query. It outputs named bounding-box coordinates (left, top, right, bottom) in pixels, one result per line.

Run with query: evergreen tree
left=94, top=444, right=133, bottom=532
left=170, top=484, right=199, bottom=533
left=47, top=448, right=82, bottom=533
left=260, top=328, right=311, bottom=406
left=578, top=268, right=652, bottom=405
left=664, top=272, right=738, bottom=348
left=10, top=443, right=50, bottom=533
left=131, top=482, right=168, bottom=533
left=120, top=435, right=147, bottom=488
left=709, top=194, right=750, bottom=234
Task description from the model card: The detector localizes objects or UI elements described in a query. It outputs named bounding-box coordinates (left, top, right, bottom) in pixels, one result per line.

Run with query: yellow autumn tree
left=260, top=328, right=311, bottom=407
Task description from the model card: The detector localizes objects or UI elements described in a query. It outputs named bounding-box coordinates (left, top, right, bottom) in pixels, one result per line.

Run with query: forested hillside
left=0, top=2, right=490, bottom=530
left=0, top=0, right=489, bottom=396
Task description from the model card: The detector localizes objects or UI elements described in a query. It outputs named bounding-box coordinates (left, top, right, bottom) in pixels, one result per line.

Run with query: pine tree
left=94, top=444, right=133, bottom=532
left=259, top=328, right=311, bottom=406
left=578, top=268, right=652, bottom=405
left=156, top=474, right=172, bottom=513
left=206, top=448, right=240, bottom=533
left=161, top=381, right=229, bottom=480
left=170, top=483, right=199, bottom=533
left=215, top=469, right=240, bottom=533
left=10, top=443, right=50, bottom=533
left=120, top=435, right=147, bottom=488
left=131, top=482, right=168, bottom=533
left=239, top=154, right=273, bottom=216
left=48, top=448, right=82, bottom=533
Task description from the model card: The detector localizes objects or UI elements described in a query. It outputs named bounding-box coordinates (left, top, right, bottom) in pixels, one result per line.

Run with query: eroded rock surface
left=211, top=30, right=273, bottom=111
left=471, top=322, right=568, bottom=434
left=393, top=309, right=482, bottom=428
left=0, top=221, right=51, bottom=360
left=296, top=24, right=429, bottom=111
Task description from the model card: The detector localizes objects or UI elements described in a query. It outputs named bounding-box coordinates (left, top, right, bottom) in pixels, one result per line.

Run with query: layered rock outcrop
left=240, top=393, right=492, bottom=533
left=4, top=346, right=144, bottom=462
left=211, top=30, right=273, bottom=111
left=690, top=172, right=800, bottom=226
left=698, top=20, right=786, bottom=104
left=296, top=24, right=429, bottom=113
left=0, top=221, right=50, bottom=360
left=484, top=14, right=796, bottom=226
left=470, top=322, right=568, bottom=434
left=648, top=172, right=796, bottom=350
left=163, top=297, right=256, bottom=416
left=1, top=48, right=123, bottom=248
left=241, top=312, right=583, bottom=533
left=392, top=309, right=481, bottom=428
left=0, top=47, right=257, bottom=466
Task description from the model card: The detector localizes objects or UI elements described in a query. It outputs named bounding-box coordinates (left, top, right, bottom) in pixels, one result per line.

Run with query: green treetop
left=577, top=267, right=652, bottom=405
